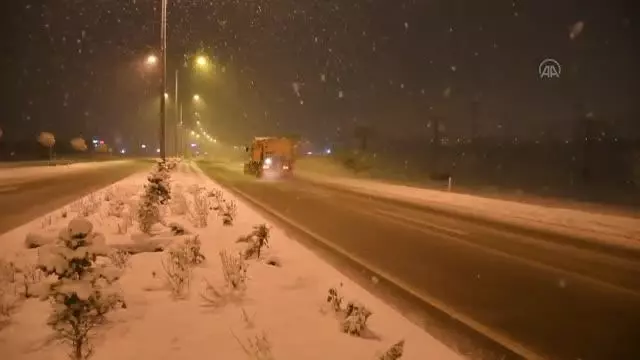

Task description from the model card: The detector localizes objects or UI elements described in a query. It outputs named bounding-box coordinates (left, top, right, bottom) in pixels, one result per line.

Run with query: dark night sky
left=1, top=0, right=638, bottom=147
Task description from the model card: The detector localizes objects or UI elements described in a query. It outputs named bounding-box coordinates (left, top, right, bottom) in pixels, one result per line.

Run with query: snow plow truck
left=243, top=137, right=297, bottom=178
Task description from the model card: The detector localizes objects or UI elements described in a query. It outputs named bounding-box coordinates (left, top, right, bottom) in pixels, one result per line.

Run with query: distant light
left=120, top=149, right=126, bottom=154
left=213, top=139, right=217, bottom=143
left=141, top=144, right=147, bottom=149
left=92, top=139, right=98, bottom=144
left=306, top=151, right=313, bottom=155
left=156, top=148, right=160, bottom=153
left=193, top=94, right=200, bottom=102
left=190, top=143, right=197, bottom=148
left=99, top=140, right=105, bottom=145
left=164, top=93, right=169, bottom=99
left=325, top=148, right=332, bottom=154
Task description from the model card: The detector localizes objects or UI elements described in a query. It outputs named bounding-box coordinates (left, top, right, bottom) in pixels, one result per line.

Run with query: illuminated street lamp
left=193, top=94, right=201, bottom=102
left=195, top=55, right=208, bottom=68
left=146, top=54, right=158, bottom=66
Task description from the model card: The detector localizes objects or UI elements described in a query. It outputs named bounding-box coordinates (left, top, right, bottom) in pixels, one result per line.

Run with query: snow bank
left=0, top=160, right=135, bottom=183
left=0, top=160, right=463, bottom=360
left=295, top=172, right=640, bottom=250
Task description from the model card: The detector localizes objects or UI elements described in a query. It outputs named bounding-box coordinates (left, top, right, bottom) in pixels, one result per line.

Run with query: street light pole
left=159, top=0, right=168, bottom=161
left=174, top=68, right=180, bottom=157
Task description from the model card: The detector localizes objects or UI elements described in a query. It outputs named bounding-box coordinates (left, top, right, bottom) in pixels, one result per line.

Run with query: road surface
left=199, top=162, right=640, bottom=360
left=0, top=161, right=149, bottom=233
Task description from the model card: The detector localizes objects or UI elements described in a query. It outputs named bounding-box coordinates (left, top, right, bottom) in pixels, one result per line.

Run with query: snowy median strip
left=295, top=172, right=640, bottom=251
left=0, top=160, right=463, bottom=360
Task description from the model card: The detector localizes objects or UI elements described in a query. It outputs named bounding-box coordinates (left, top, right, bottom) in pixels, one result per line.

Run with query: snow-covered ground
left=0, top=161, right=462, bottom=360
left=294, top=171, right=640, bottom=251
left=0, top=160, right=136, bottom=183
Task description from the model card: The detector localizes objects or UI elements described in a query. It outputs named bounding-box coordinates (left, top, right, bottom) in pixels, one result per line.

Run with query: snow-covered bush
left=208, top=189, right=224, bottom=210
left=379, top=340, right=405, bottom=360
left=325, top=285, right=373, bottom=337
left=16, top=263, right=43, bottom=298
left=37, top=218, right=125, bottom=360
left=326, top=286, right=344, bottom=313
left=341, top=301, right=372, bottom=336
left=220, top=250, right=248, bottom=290
left=137, top=168, right=171, bottom=234
left=220, top=200, right=237, bottom=226
left=78, top=194, right=101, bottom=218
left=183, top=236, right=206, bottom=266
left=160, top=246, right=192, bottom=298
left=107, top=249, right=131, bottom=270
left=190, top=190, right=209, bottom=228
left=242, top=224, right=270, bottom=260
left=137, top=196, right=160, bottom=234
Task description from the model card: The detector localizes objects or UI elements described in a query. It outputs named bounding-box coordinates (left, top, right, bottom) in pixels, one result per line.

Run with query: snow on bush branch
left=36, top=218, right=125, bottom=360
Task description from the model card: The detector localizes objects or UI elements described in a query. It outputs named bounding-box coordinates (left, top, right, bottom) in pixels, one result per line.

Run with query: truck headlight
left=264, top=157, right=272, bottom=165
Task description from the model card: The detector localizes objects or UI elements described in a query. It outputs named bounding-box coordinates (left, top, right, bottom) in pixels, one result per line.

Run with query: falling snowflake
left=338, top=90, right=344, bottom=98
left=569, top=21, right=585, bottom=40
left=320, top=73, right=326, bottom=82
left=292, top=82, right=302, bottom=97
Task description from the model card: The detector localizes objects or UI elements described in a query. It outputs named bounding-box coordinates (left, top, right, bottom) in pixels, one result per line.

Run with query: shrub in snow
left=137, top=168, right=171, bottom=233
left=137, top=196, right=160, bottom=234
left=220, top=200, right=237, bottom=226
left=37, top=218, right=125, bottom=360
left=190, top=190, right=210, bottom=228
left=183, top=236, right=206, bottom=266
left=243, top=224, right=270, bottom=260
left=220, top=250, right=248, bottom=290
left=107, top=249, right=131, bottom=270
left=146, top=168, right=172, bottom=205
left=78, top=194, right=101, bottom=217
left=326, top=286, right=344, bottom=313
left=233, top=331, right=275, bottom=360
left=379, top=340, right=405, bottom=360
left=16, top=263, right=44, bottom=298
left=325, top=285, right=373, bottom=337
left=341, top=301, right=373, bottom=336
left=160, top=246, right=192, bottom=298
left=207, top=189, right=224, bottom=210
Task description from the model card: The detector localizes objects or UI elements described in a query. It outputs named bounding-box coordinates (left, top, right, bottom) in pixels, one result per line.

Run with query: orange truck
left=243, top=137, right=297, bottom=178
